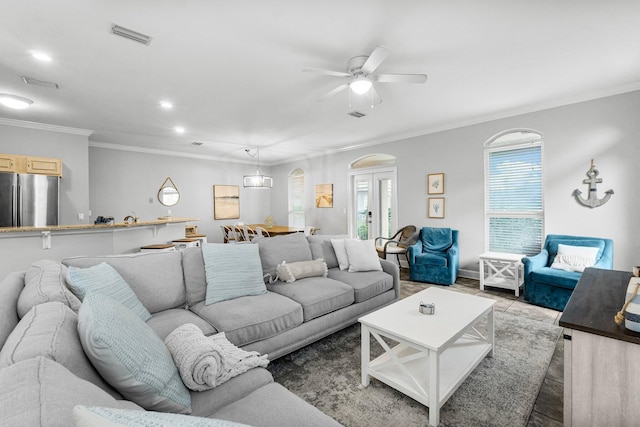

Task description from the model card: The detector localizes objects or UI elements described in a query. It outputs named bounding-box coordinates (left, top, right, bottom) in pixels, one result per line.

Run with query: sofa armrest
left=380, top=259, right=400, bottom=300
left=522, top=250, right=549, bottom=276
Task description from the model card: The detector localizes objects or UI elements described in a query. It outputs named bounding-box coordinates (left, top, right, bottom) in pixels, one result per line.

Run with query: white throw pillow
left=344, top=239, right=383, bottom=273
left=550, top=244, right=599, bottom=273
left=331, top=239, right=350, bottom=271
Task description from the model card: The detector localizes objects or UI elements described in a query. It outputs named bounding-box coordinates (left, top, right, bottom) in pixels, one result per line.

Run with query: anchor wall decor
left=572, top=159, right=614, bottom=209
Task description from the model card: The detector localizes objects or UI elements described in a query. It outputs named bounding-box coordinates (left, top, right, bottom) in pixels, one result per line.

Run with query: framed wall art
left=427, top=173, right=445, bottom=195
left=213, top=185, right=240, bottom=220
left=315, top=184, right=333, bottom=208
left=428, top=197, right=445, bottom=219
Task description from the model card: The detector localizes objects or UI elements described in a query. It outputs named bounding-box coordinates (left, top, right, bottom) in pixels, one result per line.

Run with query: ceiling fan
left=303, top=46, right=428, bottom=103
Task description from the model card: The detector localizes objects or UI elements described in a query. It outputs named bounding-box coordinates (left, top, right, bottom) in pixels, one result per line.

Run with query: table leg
left=488, top=307, right=495, bottom=358
left=479, top=259, right=485, bottom=291
left=361, top=324, right=370, bottom=387
left=428, top=349, right=440, bottom=427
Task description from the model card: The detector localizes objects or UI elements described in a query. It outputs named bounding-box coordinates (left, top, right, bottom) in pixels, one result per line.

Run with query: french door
left=348, top=169, right=397, bottom=240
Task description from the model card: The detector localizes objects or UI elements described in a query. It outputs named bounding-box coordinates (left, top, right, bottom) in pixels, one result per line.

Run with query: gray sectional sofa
left=0, top=233, right=399, bottom=426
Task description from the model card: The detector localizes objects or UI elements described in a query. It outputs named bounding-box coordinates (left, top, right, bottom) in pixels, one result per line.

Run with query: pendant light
left=243, top=147, right=273, bottom=189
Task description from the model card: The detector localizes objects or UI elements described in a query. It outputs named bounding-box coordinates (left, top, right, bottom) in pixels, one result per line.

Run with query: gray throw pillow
left=255, top=233, right=313, bottom=279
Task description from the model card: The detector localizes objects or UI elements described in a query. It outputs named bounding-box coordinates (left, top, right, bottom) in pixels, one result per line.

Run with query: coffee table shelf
left=360, top=288, right=495, bottom=427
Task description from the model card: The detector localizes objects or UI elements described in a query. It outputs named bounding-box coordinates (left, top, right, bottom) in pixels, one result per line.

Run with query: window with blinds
left=484, top=130, right=543, bottom=255
left=288, top=168, right=305, bottom=228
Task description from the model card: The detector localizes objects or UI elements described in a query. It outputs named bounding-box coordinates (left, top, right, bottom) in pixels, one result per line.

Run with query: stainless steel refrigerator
left=0, top=173, right=59, bottom=227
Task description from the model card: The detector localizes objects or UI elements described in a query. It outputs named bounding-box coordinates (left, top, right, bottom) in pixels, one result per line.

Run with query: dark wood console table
left=559, top=267, right=638, bottom=426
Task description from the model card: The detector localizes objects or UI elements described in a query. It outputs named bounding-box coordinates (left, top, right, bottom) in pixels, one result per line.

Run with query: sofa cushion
left=190, top=292, right=303, bottom=347
left=78, top=292, right=191, bottom=414
left=0, top=357, right=142, bottom=427
left=550, top=244, right=600, bottom=272
left=147, top=308, right=217, bottom=341
left=327, top=268, right=394, bottom=303
left=255, top=233, right=313, bottom=280
left=212, top=382, right=342, bottom=427
left=307, top=235, right=347, bottom=269
left=182, top=247, right=208, bottom=305
left=344, top=239, right=383, bottom=272
left=18, top=260, right=81, bottom=318
left=67, top=262, right=151, bottom=321
left=412, top=252, right=448, bottom=267
left=63, top=251, right=187, bottom=314
left=0, top=271, right=25, bottom=350
left=74, top=406, right=250, bottom=427
left=202, top=243, right=267, bottom=304
left=267, top=277, right=354, bottom=321
left=0, top=302, right=119, bottom=398
left=546, top=239, right=605, bottom=265
left=531, top=267, right=581, bottom=290
left=190, top=367, right=274, bottom=417
left=276, top=259, right=328, bottom=283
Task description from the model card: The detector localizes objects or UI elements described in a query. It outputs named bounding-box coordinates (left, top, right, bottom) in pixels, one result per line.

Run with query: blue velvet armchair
left=408, top=227, right=459, bottom=285
left=523, top=234, right=613, bottom=311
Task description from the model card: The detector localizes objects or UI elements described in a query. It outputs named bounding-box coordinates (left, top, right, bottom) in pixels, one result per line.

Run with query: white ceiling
left=1, top=1, right=639, bottom=165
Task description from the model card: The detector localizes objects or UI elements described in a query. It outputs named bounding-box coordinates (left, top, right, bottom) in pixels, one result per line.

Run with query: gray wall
left=270, top=90, right=640, bottom=273
left=1, top=90, right=638, bottom=275
left=88, top=147, right=271, bottom=243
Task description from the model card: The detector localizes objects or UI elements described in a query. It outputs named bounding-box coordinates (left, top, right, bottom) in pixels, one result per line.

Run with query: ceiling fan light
left=349, top=77, right=372, bottom=94
left=0, top=94, right=33, bottom=110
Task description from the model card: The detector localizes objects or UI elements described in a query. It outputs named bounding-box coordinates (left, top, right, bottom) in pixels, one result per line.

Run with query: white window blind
left=288, top=169, right=305, bottom=228
left=484, top=131, right=543, bottom=255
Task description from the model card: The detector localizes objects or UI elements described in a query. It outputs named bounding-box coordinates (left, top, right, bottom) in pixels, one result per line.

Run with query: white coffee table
left=359, top=287, right=495, bottom=427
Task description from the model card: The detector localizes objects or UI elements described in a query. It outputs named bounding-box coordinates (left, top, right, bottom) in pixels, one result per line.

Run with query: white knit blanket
left=164, top=323, right=269, bottom=391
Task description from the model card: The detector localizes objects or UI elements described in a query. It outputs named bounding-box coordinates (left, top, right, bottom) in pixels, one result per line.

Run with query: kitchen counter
left=0, top=217, right=198, bottom=233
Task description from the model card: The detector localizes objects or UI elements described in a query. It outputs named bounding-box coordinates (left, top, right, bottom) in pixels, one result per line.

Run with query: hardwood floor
left=399, top=269, right=564, bottom=426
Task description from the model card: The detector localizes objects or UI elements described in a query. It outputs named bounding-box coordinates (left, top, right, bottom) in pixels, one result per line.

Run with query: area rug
left=268, top=311, right=561, bottom=427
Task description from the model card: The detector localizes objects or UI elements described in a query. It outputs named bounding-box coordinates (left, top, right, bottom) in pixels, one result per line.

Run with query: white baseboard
left=459, top=268, right=480, bottom=280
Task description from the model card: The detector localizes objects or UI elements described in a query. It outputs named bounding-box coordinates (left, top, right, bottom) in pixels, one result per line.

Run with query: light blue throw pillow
left=202, top=243, right=267, bottom=305
left=77, top=292, right=191, bottom=414
left=73, top=405, right=251, bottom=427
left=67, top=262, right=151, bottom=321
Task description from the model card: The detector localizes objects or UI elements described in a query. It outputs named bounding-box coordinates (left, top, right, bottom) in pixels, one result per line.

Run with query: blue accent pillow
left=67, top=262, right=151, bottom=321
left=73, top=406, right=250, bottom=427
left=202, top=243, right=267, bottom=305
left=77, top=292, right=191, bottom=414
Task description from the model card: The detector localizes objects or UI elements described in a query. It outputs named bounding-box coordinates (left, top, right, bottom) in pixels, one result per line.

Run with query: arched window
left=288, top=168, right=305, bottom=228
left=484, top=130, right=544, bottom=255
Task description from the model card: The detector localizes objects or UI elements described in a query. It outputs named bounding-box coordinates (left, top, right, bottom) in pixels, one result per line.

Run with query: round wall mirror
left=158, top=177, right=180, bottom=206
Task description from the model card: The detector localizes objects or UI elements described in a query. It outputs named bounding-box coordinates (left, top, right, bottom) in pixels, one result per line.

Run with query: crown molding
left=88, top=141, right=256, bottom=165
left=0, top=118, right=93, bottom=136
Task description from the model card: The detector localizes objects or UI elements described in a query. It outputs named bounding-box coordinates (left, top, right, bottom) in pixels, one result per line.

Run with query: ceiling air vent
left=191, top=142, right=203, bottom=146
left=110, top=24, right=152, bottom=45
left=22, top=76, right=59, bottom=89
left=348, top=111, right=366, bottom=118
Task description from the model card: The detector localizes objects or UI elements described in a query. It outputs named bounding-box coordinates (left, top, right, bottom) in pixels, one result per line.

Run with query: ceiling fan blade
left=303, top=68, right=351, bottom=78
left=361, top=46, right=391, bottom=74
left=375, top=73, right=428, bottom=84
left=371, top=86, right=383, bottom=106
left=319, top=83, right=349, bottom=101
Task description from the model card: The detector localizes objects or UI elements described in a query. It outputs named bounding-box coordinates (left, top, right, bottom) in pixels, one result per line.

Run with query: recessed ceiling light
left=31, top=51, right=52, bottom=62
left=160, top=101, right=173, bottom=109
left=174, top=126, right=185, bottom=134
left=0, top=94, right=34, bottom=110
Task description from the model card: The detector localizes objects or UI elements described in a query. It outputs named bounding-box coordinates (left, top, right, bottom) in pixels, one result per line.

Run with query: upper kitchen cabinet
left=0, top=154, right=62, bottom=177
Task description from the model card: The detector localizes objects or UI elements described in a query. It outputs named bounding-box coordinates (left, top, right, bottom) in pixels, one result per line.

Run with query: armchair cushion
left=413, top=253, right=448, bottom=267
left=531, top=268, right=581, bottom=290
left=546, top=239, right=605, bottom=265
left=421, top=227, right=452, bottom=253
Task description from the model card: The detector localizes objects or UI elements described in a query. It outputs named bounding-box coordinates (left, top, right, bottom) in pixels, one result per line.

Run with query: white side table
left=479, top=252, right=525, bottom=297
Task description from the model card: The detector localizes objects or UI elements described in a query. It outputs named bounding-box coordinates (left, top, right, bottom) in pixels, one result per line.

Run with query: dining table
left=247, top=224, right=302, bottom=236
